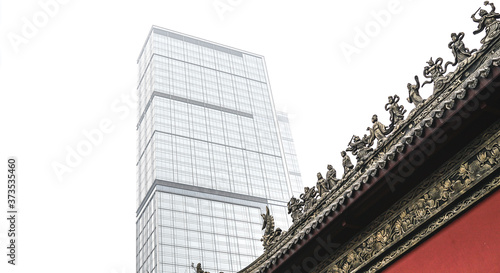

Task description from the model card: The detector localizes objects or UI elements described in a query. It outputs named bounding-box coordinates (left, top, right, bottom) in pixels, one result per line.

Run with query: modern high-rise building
left=136, top=26, right=302, bottom=273
left=277, top=112, right=304, bottom=198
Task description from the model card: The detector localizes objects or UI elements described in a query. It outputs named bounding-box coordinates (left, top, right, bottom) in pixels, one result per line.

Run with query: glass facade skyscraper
left=136, top=26, right=302, bottom=273
left=276, top=112, right=303, bottom=198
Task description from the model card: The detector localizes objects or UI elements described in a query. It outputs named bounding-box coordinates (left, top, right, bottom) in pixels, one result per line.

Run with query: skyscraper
left=276, top=112, right=303, bottom=198
left=136, top=26, right=302, bottom=273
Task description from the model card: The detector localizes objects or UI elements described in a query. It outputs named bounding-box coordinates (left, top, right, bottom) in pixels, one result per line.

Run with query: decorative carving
left=407, top=75, right=424, bottom=108
left=347, top=135, right=373, bottom=163
left=445, top=32, right=477, bottom=70
left=367, top=114, right=392, bottom=147
left=341, top=252, right=361, bottom=273
left=341, top=151, right=354, bottom=178
left=326, top=265, right=341, bottom=273
left=287, top=196, right=304, bottom=224
left=192, top=263, right=218, bottom=273
left=300, top=186, right=318, bottom=212
left=194, top=263, right=203, bottom=273
left=369, top=175, right=500, bottom=272
left=422, top=57, right=448, bottom=92
left=472, top=1, right=500, bottom=46
left=385, top=95, right=406, bottom=127
left=261, top=206, right=282, bottom=251
left=324, top=126, right=500, bottom=273
left=393, top=211, right=412, bottom=241
left=326, top=164, right=341, bottom=191
left=355, top=239, right=372, bottom=262
left=317, top=172, right=330, bottom=198
left=373, top=224, right=391, bottom=254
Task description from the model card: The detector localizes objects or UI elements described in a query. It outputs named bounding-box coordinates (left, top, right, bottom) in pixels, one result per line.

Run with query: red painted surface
left=383, top=188, right=500, bottom=273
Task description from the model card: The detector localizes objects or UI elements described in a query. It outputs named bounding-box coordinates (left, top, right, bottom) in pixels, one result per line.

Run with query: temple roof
left=241, top=3, right=500, bottom=273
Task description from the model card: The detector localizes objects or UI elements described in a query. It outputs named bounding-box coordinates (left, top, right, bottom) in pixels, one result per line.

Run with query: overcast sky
left=0, top=0, right=486, bottom=272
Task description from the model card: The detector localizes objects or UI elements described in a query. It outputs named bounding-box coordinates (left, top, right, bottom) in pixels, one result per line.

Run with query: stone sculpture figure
left=287, top=196, right=304, bottom=224
left=385, top=95, right=406, bottom=127
left=193, top=263, right=209, bottom=273
left=347, top=135, right=373, bottom=163
left=316, top=172, right=329, bottom=198
left=300, top=186, right=318, bottom=212
left=422, top=57, right=446, bottom=88
left=472, top=1, right=500, bottom=45
left=326, top=164, right=340, bottom=191
left=367, top=114, right=392, bottom=146
left=261, top=206, right=282, bottom=251
left=341, top=151, right=354, bottom=178
left=407, top=75, right=424, bottom=108
left=445, top=32, right=477, bottom=70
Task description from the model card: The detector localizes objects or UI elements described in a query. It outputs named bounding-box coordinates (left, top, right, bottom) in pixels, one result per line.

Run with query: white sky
left=0, top=0, right=485, bottom=272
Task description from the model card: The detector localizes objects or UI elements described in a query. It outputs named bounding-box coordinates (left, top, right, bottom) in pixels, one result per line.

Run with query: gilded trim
left=367, top=174, right=500, bottom=272
left=320, top=120, right=500, bottom=273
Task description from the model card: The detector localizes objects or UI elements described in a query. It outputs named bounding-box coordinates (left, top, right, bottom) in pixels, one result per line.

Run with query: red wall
left=383, top=188, right=500, bottom=273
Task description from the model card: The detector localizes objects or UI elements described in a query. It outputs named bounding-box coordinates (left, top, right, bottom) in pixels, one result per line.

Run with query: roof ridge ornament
left=191, top=262, right=224, bottom=273
left=407, top=75, right=424, bottom=108
left=317, top=172, right=330, bottom=198
left=287, top=196, right=304, bottom=225
left=445, top=32, right=477, bottom=71
left=300, top=186, right=318, bottom=213
left=385, top=94, right=407, bottom=129
left=368, top=114, right=392, bottom=147
left=341, top=151, right=354, bottom=179
left=472, top=1, right=500, bottom=47
left=422, top=57, right=448, bottom=93
left=327, top=164, right=341, bottom=191
left=261, top=206, right=282, bottom=251
left=347, top=134, right=374, bottom=165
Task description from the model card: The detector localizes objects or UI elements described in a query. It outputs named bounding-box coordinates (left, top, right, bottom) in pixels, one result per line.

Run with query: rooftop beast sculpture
left=261, top=206, right=282, bottom=251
